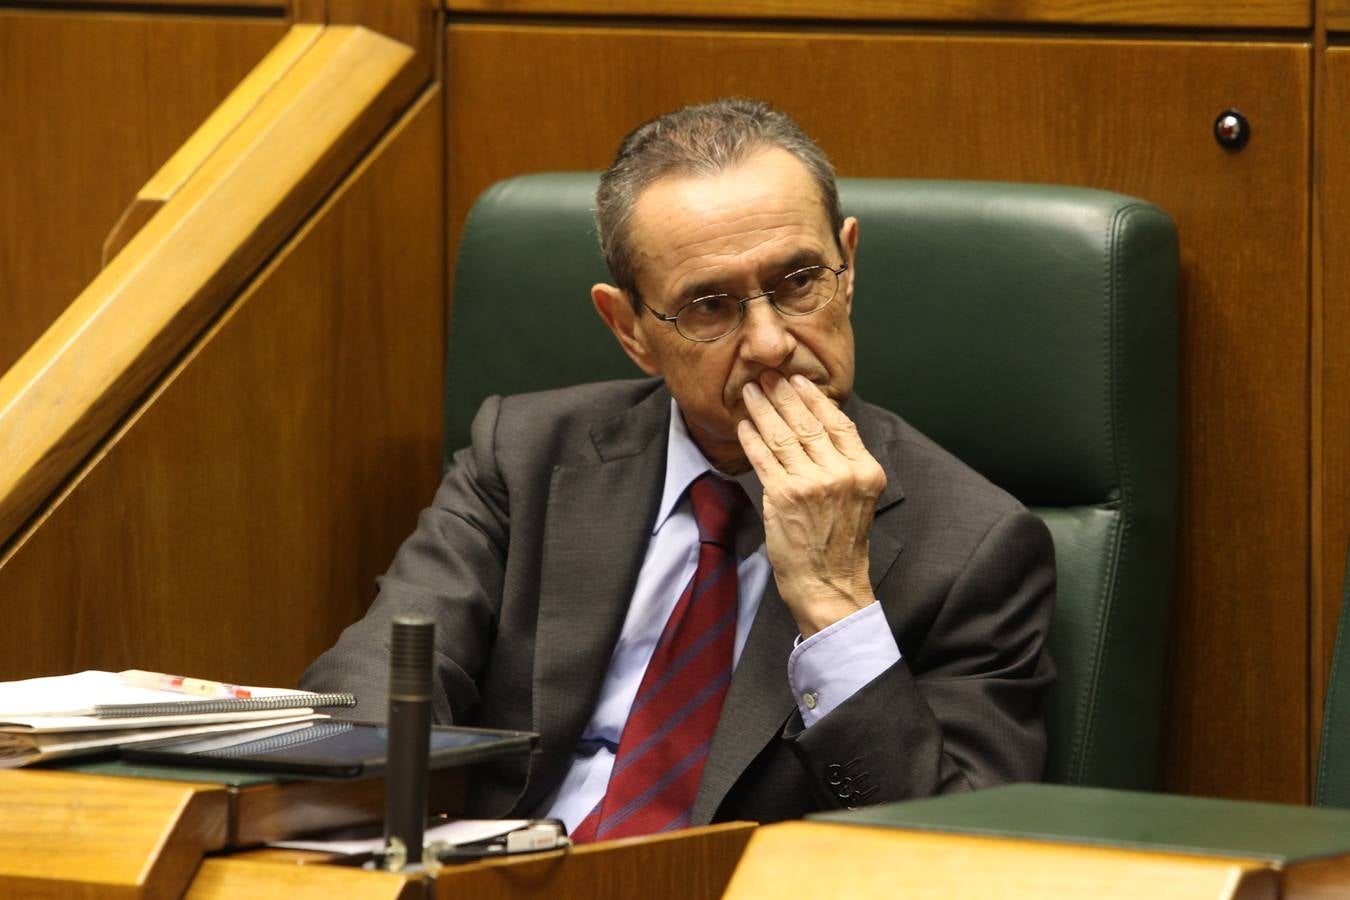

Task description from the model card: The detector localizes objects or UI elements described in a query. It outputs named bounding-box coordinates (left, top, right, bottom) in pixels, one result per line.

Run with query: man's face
left=594, top=147, right=859, bottom=471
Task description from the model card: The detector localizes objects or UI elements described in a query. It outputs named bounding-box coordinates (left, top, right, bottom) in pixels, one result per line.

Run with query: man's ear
left=593, top=282, right=661, bottom=376
left=839, top=216, right=859, bottom=312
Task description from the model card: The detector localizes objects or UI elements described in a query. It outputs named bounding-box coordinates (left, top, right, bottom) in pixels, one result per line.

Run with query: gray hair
left=595, top=98, right=844, bottom=303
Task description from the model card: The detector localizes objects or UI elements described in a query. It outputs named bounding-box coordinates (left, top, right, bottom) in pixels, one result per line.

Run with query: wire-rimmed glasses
left=641, top=262, right=848, bottom=342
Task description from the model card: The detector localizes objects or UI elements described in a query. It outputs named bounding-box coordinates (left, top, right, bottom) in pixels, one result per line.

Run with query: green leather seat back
left=1316, top=547, right=1350, bottom=807
left=449, top=173, right=1180, bottom=789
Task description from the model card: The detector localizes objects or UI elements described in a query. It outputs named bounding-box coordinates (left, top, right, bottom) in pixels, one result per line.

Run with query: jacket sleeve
left=784, top=508, right=1056, bottom=809
left=299, top=396, right=510, bottom=725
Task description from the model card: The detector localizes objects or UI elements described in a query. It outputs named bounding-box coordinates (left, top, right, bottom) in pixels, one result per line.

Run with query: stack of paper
left=0, top=670, right=354, bottom=767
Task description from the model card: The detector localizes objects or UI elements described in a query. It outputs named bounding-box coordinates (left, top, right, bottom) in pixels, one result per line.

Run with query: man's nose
left=738, top=296, right=796, bottom=367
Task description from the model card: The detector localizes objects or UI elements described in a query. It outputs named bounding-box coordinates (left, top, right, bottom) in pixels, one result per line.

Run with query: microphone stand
left=383, top=616, right=433, bottom=871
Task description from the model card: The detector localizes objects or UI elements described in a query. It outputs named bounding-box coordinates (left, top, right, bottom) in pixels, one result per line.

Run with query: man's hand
left=737, top=373, right=887, bottom=637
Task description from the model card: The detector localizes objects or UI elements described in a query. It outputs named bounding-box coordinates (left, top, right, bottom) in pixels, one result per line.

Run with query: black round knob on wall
left=1213, top=109, right=1250, bottom=150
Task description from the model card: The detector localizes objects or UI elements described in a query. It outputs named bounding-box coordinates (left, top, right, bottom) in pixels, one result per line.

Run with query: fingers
left=741, top=373, right=859, bottom=471
left=737, top=373, right=885, bottom=637
left=763, top=374, right=837, bottom=461
left=788, top=375, right=871, bottom=460
left=737, top=417, right=784, bottom=482
left=741, top=379, right=816, bottom=473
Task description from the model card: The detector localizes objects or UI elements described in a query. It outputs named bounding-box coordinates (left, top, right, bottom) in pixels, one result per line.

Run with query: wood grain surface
left=444, top=0, right=1309, bottom=28
left=1284, top=854, right=1350, bottom=900
left=1315, top=49, right=1350, bottom=761
left=140, top=25, right=323, bottom=204
left=231, top=764, right=465, bottom=846
left=0, top=83, right=444, bottom=691
left=1325, top=0, right=1350, bottom=31
left=445, top=23, right=1312, bottom=803
left=433, top=822, right=756, bottom=900
left=0, top=24, right=415, bottom=550
left=0, top=11, right=286, bottom=375
left=723, top=821, right=1279, bottom=900
left=292, top=0, right=328, bottom=23
left=187, top=859, right=423, bottom=900
left=0, top=769, right=229, bottom=900
left=330, top=0, right=439, bottom=75
left=73, top=0, right=284, bottom=6
left=103, top=25, right=323, bottom=265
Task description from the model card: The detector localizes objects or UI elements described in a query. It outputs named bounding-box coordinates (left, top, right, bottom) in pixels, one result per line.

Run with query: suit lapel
left=852, top=394, right=907, bottom=590
left=692, top=398, right=907, bottom=823
left=530, top=387, right=670, bottom=794
left=692, top=578, right=797, bottom=824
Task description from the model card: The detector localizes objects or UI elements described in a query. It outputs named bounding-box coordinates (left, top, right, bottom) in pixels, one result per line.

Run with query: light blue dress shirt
left=538, top=400, right=901, bottom=832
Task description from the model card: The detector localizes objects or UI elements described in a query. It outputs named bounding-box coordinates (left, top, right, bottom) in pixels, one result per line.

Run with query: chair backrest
left=1317, top=546, right=1350, bottom=806
left=449, top=174, right=1180, bottom=789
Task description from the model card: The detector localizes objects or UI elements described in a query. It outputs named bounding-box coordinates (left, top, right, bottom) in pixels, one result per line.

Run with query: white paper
left=0, top=671, right=188, bottom=716
left=0, top=670, right=329, bottom=732
left=0, top=708, right=324, bottom=734
left=0, top=712, right=323, bottom=767
left=271, top=819, right=533, bottom=855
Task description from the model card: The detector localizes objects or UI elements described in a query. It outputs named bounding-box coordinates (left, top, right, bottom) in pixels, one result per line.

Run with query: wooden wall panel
left=1317, top=50, right=1350, bottom=748
left=445, top=0, right=1310, bottom=29
left=75, top=0, right=283, bottom=7
left=1326, top=0, right=1350, bottom=31
left=297, top=0, right=440, bottom=86
left=445, top=24, right=1311, bottom=802
left=0, top=11, right=286, bottom=376
left=0, top=88, right=445, bottom=690
left=327, top=0, right=439, bottom=63
left=0, top=23, right=418, bottom=553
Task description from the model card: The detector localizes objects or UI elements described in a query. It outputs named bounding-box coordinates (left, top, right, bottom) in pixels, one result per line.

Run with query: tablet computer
left=121, top=719, right=536, bottom=778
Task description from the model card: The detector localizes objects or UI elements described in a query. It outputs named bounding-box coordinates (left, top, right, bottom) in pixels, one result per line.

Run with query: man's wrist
left=783, top=581, right=877, bottom=637
left=788, top=603, right=901, bottom=726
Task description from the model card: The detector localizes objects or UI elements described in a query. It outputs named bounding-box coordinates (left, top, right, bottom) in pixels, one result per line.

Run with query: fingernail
left=743, top=382, right=762, bottom=399
left=791, top=374, right=812, bottom=390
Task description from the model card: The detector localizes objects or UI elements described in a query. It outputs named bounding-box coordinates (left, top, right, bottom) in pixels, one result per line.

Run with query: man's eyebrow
left=673, top=249, right=828, bottom=302
left=676, top=278, right=728, bottom=303
left=773, top=249, right=826, bottom=275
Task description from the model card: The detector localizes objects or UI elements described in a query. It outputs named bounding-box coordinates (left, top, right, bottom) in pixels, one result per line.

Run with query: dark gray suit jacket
left=302, top=378, right=1055, bottom=824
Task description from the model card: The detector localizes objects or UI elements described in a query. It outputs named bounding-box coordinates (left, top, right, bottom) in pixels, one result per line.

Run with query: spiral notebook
left=0, top=670, right=355, bottom=733
left=0, top=713, right=321, bottom=767
left=0, top=670, right=359, bottom=767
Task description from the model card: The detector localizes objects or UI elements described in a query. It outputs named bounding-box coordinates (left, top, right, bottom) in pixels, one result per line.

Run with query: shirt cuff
left=787, top=603, right=902, bottom=728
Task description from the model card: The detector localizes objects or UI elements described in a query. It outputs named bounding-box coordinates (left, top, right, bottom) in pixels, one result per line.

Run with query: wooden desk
left=11, top=767, right=1350, bottom=899
left=0, top=769, right=227, bottom=899
left=423, top=821, right=753, bottom=900
left=726, top=784, right=1350, bottom=899
left=68, top=758, right=465, bottom=846
left=0, top=766, right=457, bottom=898
left=187, top=857, right=423, bottom=900
left=0, top=768, right=753, bottom=900
left=724, top=821, right=1280, bottom=900
left=189, top=823, right=755, bottom=900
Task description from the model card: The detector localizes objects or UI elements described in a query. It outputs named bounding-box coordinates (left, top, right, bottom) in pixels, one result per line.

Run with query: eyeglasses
left=640, top=263, right=849, bottom=343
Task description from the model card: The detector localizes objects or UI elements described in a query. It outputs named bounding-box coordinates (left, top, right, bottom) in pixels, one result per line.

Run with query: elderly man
left=302, top=98, right=1055, bottom=840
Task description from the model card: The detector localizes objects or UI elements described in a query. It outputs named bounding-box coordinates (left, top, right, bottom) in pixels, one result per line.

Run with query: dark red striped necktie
left=571, top=473, right=749, bottom=842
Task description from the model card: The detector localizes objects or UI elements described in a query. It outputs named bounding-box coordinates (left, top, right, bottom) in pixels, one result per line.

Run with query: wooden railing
left=100, top=25, right=323, bottom=265
left=0, top=24, right=415, bottom=550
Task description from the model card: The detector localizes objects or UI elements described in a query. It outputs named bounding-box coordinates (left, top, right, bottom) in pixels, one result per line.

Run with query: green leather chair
left=447, top=174, right=1180, bottom=790
left=1317, top=547, right=1350, bottom=806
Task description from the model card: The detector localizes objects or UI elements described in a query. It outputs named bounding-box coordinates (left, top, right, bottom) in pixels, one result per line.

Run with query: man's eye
left=689, top=296, right=732, bottom=317
left=779, top=268, right=820, bottom=296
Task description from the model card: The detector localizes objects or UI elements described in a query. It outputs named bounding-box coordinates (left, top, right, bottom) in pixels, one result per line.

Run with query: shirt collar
left=653, top=399, right=764, bottom=534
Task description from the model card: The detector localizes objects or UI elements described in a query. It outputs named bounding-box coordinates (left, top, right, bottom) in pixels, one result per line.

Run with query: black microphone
left=384, top=616, right=433, bottom=870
